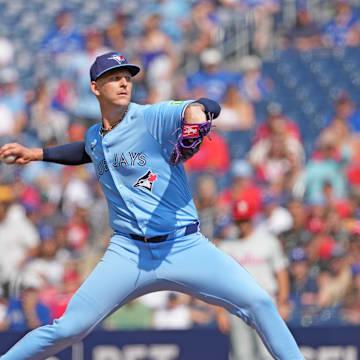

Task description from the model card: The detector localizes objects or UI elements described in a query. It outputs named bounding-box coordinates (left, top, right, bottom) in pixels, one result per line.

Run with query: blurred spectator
left=217, top=159, right=262, bottom=223
left=0, top=283, right=51, bottom=331
left=322, top=204, right=350, bottom=247
left=258, top=193, right=294, bottom=236
left=217, top=197, right=290, bottom=360
left=326, top=118, right=358, bottom=165
left=322, top=0, right=360, bottom=48
left=186, top=48, right=236, bottom=103
left=49, top=260, right=80, bottom=319
left=128, top=54, right=149, bottom=104
left=306, top=199, right=327, bottom=239
left=253, top=102, right=301, bottom=144
left=342, top=271, right=360, bottom=324
left=287, top=247, right=319, bottom=326
left=152, top=293, right=192, bottom=329
left=140, top=0, right=192, bottom=43
left=317, top=244, right=352, bottom=309
left=237, top=55, right=273, bottom=103
left=21, top=234, right=64, bottom=291
left=346, top=156, right=360, bottom=193
left=8, top=180, right=43, bottom=227
left=349, top=232, right=360, bottom=275
left=66, top=206, right=90, bottom=253
left=0, top=37, right=14, bottom=67
left=76, top=233, right=110, bottom=284
left=185, top=1, right=220, bottom=57
left=243, top=0, right=280, bottom=55
left=283, top=6, right=322, bottom=51
left=342, top=234, right=360, bottom=324
left=138, top=13, right=178, bottom=101
left=40, top=10, right=84, bottom=56
left=67, top=122, right=87, bottom=143
left=60, top=28, right=110, bottom=121
left=20, top=164, right=64, bottom=212
left=193, top=174, right=219, bottom=239
left=220, top=0, right=280, bottom=55
left=330, top=91, right=360, bottom=134
left=279, top=199, right=313, bottom=254
left=189, top=297, right=217, bottom=328
left=0, top=287, right=7, bottom=331
left=105, top=10, right=129, bottom=52
left=216, top=85, right=255, bottom=131
left=102, top=300, right=152, bottom=330
left=249, top=128, right=304, bottom=189
left=138, top=291, right=173, bottom=312
left=0, top=103, right=15, bottom=138
left=61, top=167, right=94, bottom=217
left=304, top=202, right=342, bottom=271
left=0, top=68, right=27, bottom=137
left=29, top=81, right=69, bottom=145
left=302, top=128, right=350, bottom=203
left=0, top=186, right=40, bottom=289
left=88, top=183, right=111, bottom=243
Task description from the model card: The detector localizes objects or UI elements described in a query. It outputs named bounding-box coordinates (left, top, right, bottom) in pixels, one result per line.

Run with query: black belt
left=130, top=221, right=199, bottom=243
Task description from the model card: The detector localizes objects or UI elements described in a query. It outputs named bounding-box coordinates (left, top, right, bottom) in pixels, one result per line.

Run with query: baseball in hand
left=0, top=154, right=18, bottom=164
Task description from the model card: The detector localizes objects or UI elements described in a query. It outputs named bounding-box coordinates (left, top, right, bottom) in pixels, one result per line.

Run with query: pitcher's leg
left=158, top=234, right=304, bottom=360
left=255, top=325, right=275, bottom=360
left=1, top=244, right=152, bottom=360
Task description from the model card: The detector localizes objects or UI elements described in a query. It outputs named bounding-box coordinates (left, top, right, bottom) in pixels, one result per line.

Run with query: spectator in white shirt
left=217, top=197, right=290, bottom=360
left=0, top=186, right=40, bottom=288
left=152, top=292, right=191, bottom=330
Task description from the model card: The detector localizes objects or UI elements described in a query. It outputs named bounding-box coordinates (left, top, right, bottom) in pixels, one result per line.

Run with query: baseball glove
left=169, top=114, right=213, bottom=166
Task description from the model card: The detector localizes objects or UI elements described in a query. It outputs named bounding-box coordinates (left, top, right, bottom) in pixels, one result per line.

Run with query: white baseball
left=0, top=154, right=18, bottom=164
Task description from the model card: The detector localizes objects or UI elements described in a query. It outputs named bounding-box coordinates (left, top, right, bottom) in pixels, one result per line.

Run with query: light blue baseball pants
left=1, top=232, right=304, bottom=359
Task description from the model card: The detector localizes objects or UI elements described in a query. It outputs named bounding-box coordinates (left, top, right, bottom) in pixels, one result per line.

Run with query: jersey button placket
left=103, top=140, right=125, bottom=191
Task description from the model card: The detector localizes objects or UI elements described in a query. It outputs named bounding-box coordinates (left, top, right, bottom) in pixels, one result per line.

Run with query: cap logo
left=108, top=54, right=127, bottom=64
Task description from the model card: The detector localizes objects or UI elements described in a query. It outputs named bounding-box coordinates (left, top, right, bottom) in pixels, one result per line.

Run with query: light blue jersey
left=84, top=100, right=197, bottom=237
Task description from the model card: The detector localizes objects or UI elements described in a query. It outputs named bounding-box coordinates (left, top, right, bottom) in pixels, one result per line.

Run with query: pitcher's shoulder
left=85, top=123, right=101, bottom=142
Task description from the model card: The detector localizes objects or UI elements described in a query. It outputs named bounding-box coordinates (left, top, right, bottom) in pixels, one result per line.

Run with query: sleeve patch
left=169, top=101, right=185, bottom=105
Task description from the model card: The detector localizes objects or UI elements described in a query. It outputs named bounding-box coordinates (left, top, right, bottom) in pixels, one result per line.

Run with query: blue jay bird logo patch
left=108, top=54, right=126, bottom=64
left=133, top=169, right=157, bottom=192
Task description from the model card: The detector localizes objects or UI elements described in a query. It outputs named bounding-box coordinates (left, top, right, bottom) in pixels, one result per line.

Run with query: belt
left=130, top=221, right=199, bottom=243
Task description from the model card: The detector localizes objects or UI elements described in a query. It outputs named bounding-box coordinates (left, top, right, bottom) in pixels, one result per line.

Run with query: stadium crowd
left=1, top=0, right=360, bottom=335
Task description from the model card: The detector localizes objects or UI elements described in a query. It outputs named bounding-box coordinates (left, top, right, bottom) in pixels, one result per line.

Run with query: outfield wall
left=0, top=327, right=359, bottom=360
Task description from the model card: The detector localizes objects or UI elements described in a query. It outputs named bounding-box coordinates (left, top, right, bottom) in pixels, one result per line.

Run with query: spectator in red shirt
left=253, top=102, right=301, bottom=144
left=217, top=159, right=262, bottom=219
left=50, top=262, right=81, bottom=320
left=66, top=206, right=90, bottom=253
left=184, top=130, right=230, bottom=175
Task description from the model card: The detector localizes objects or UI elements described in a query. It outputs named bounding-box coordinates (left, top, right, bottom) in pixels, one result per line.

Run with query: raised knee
left=52, top=317, right=87, bottom=340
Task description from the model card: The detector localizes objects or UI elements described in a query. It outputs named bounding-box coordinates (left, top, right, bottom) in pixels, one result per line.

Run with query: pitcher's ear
left=90, top=81, right=100, bottom=96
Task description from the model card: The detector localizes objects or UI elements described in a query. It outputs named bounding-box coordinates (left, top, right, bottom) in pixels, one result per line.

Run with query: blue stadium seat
left=220, top=130, right=253, bottom=160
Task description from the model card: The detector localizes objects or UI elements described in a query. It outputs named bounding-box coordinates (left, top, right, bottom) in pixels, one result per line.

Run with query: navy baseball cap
left=90, top=52, right=140, bottom=81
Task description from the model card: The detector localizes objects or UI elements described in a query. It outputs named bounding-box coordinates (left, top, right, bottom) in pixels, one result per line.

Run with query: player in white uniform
left=217, top=198, right=290, bottom=360
left=0, top=52, right=303, bottom=359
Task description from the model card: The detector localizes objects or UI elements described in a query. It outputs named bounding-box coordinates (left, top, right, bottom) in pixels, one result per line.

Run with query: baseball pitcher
left=0, top=52, right=304, bottom=360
